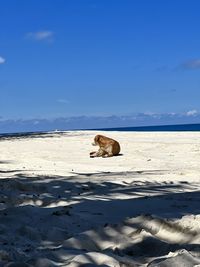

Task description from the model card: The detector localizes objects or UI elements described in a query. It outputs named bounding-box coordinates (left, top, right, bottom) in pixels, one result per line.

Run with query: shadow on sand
left=0, top=169, right=200, bottom=265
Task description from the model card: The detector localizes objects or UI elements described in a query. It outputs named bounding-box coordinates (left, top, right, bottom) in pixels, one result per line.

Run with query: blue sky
left=1, top=0, right=200, bottom=131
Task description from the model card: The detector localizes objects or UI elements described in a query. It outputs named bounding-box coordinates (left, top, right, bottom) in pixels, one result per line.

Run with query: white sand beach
left=0, top=130, right=200, bottom=266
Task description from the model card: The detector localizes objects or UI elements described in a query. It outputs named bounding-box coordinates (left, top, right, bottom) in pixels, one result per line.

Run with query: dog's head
left=92, top=135, right=101, bottom=146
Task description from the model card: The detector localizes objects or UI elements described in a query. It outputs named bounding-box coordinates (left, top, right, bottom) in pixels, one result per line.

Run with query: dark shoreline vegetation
left=0, top=131, right=67, bottom=141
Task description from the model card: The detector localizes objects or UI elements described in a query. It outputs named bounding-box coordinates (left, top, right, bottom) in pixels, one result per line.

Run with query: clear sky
left=1, top=0, right=200, bottom=125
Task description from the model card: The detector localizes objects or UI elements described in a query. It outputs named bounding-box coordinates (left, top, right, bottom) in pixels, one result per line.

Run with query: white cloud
left=57, top=99, right=70, bottom=104
left=26, top=31, right=54, bottom=41
left=2, top=111, right=200, bottom=133
left=181, top=59, right=200, bottom=70
left=0, top=56, right=5, bottom=64
left=33, top=120, right=40, bottom=125
left=186, top=110, right=198, bottom=116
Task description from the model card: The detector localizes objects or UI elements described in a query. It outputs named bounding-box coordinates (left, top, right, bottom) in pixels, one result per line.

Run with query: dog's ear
left=94, top=135, right=100, bottom=143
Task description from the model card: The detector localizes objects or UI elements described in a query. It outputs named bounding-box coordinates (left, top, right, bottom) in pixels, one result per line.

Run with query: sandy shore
left=0, top=130, right=200, bottom=266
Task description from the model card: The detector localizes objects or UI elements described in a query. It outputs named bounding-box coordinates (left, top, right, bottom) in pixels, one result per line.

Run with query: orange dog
left=90, top=134, right=120, bottom=158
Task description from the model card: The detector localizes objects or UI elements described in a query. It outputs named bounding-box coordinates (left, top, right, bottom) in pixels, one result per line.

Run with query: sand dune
left=0, top=131, right=200, bottom=266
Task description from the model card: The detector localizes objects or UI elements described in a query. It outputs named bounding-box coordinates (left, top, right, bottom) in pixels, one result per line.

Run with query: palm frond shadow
left=0, top=170, right=200, bottom=265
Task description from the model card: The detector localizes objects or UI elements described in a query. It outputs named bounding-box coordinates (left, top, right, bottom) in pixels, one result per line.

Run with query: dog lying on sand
left=90, top=134, right=120, bottom=158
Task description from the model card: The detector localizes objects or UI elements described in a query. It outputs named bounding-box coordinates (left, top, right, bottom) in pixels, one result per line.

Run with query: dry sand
left=0, top=130, right=200, bottom=266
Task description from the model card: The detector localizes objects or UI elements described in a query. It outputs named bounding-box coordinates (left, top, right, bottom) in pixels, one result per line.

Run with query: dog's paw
left=102, top=154, right=113, bottom=158
left=90, top=151, right=97, bottom=158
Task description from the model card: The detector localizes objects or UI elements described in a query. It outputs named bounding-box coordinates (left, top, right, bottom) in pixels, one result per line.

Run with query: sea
left=97, top=123, right=200, bottom=132
left=0, top=123, right=200, bottom=139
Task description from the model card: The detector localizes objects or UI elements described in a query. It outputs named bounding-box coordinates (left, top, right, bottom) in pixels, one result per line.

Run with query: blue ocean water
left=0, top=123, right=200, bottom=139
left=97, top=123, right=200, bottom=132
